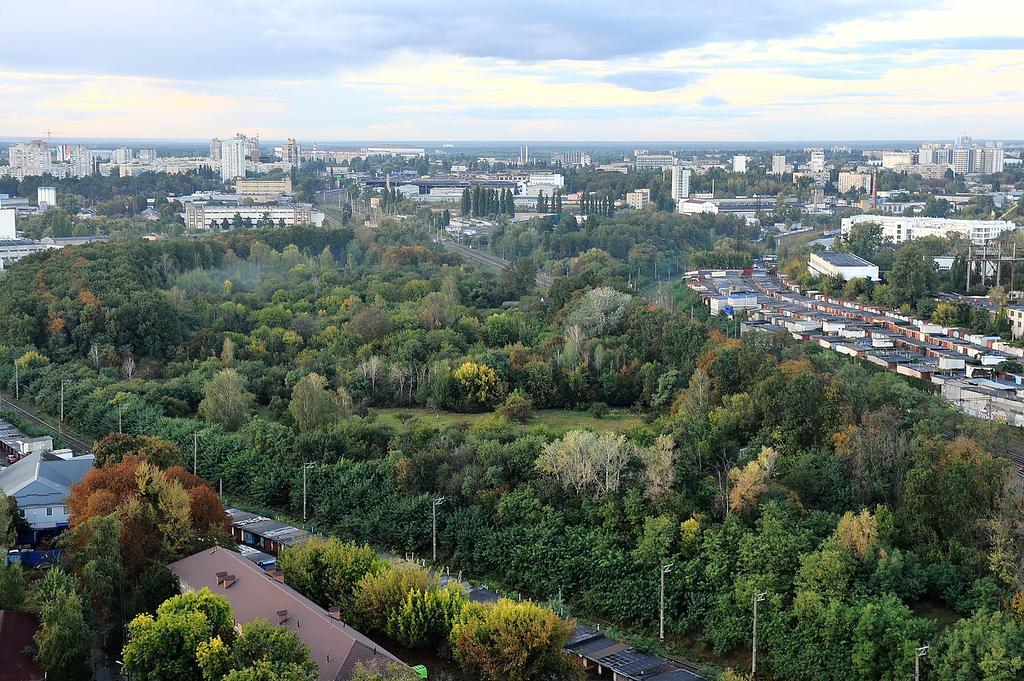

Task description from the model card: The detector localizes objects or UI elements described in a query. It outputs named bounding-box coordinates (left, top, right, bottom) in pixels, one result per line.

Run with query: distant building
left=808, top=251, right=880, bottom=281
left=551, top=150, right=591, bottom=167
left=841, top=214, right=1015, bottom=245
left=138, top=148, right=158, bottom=163
left=7, top=140, right=51, bottom=178
left=210, top=137, right=222, bottom=162
left=36, top=186, right=56, bottom=209
left=677, top=199, right=718, bottom=214
left=771, top=154, right=787, bottom=176
left=221, top=136, right=248, bottom=181
left=284, top=138, right=301, bottom=167
left=235, top=178, right=293, bottom=198
left=808, top=149, right=826, bottom=172
left=364, top=145, right=425, bottom=158
left=732, top=155, right=748, bottom=173
left=671, top=165, right=691, bottom=201
left=111, top=147, right=134, bottom=165
left=0, top=208, right=15, bottom=239
left=634, top=153, right=675, bottom=170
left=838, top=172, right=872, bottom=194
left=625, top=188, right=651, bottom=210
left=184, top=202, right=321, bottom=231
left=0, top=451, right=94, bottom=544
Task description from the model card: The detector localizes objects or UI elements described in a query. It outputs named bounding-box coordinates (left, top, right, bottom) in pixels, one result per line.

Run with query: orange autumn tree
left=67, top=453, right=230, bottom=577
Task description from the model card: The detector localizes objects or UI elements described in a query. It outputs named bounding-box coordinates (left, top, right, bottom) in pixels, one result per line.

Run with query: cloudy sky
left=1, top=1, right=1022, bottom=141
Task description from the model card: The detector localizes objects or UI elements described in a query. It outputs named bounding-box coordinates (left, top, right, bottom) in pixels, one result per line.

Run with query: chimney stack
left=216, top=571, right=228, bottom=585
left=223, top=574, right=236, bottom=588
left=328, top=606, right=342, bottom=621
left=276, top=609, right=289, bottom=625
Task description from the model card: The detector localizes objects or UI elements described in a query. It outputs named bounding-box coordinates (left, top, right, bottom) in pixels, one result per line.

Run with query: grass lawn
left=370, top=407, right=644, bottom=433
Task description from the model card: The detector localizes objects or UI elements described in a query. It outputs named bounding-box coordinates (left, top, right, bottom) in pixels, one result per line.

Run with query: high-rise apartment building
left=112, top=147, right=134, bottom=164
left=138, top=149, right=158, bottom=163
left=284, top=138, right=301, bottom=167
left=951, top=147, right=972, bottom=175
left=671, top=165, right=691, bottom=201
left=771, top=154, right=787, bottom=175
left=8, top=140, right=52, bottom=178
left=210, top=137, right=222, bottom=162
left=220, top=135, right=249, bottom=181
left=732, top=155, right=748, bottom=173
left=808, top=149, right=826, bottom=172
left=248, top=136, right=261, bottom=162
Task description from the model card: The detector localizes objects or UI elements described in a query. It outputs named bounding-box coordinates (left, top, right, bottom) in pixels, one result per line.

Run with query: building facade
left=838, top=172, right=872, bottom=194
left=184, top=202, right=319, bottom=231
left=841, top=214, right=1015, bottom=245
left=671, top=165, right=691, bottom=201
left=221, top=136, right=249, bottom=181
left=625, top=188, right=651, bottom=210
left=235, top=178, right=293, bottom=198
left=771, top=154, right=787, bottom=175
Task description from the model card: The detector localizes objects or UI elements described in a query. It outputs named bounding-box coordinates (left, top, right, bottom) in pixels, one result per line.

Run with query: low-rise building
left=235, top=178, right=293, bottom=198
left=677, top=199, right=718, bottom=214
left=184, top=202, right=322, bottom=231
left=841, top=214, right=1015, bottom=245
left=168, top=547, right=406, bottom=681
left=625, top=188, right=651, bottom=210
left=0, top=452, right=94, bottom=544
left=808, top=251, right=880, bottom=281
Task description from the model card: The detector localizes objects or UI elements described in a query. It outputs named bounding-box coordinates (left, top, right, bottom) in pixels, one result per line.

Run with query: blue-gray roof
left=0, top=452, right=94, bottom=507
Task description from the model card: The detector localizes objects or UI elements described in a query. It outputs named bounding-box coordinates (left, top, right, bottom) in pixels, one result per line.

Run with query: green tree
left=387, top=585, right=468, bottom=649
left=278, top=537, right=385, bottom=618
left=196, top=619, right=317, bottom=681
left=886, top=244, right=938, bottom=308
left=933, top=610, right=1024, bottom=680
left=288, top=372, right=344, bottom=433
left=199, top=369, right=255, bottom=431
left=122, top=588, right=235, bottom=681
left=29, top=567, right=92, bottom=681
left=450, top=599, right=581, bottom=681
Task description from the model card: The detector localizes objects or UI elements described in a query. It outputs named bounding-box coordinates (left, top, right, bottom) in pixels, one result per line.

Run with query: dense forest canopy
left=1, top=217, right=1022, bottom=680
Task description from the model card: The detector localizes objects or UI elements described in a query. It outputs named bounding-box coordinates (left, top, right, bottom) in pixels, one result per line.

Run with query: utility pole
left=752, top=592, right=767, bottom=678
left=302, top=463, right=315, bottom=521
left=915, top=645, right=929, bottom=681
left=659, top=563, right=673, bottom=641
left=59, top=379, right=72, bottom=435
left=13, top=361, right=18, bottom=399
left=432, top=497, right=445, bottom=562
left=192, top=431, right=199, bottom=475
left=117, top=404, right=124, bottom=434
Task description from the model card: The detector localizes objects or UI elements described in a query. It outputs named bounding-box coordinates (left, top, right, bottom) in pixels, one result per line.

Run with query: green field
left=370, top=407, right=644, bottom=433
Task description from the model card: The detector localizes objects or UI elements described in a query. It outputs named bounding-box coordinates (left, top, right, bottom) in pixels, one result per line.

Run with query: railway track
left=940, top=427, right=1024, bottom=475
left=0, top=393, right=92, bottom=454
left=440, top=239, right=555, bottom=286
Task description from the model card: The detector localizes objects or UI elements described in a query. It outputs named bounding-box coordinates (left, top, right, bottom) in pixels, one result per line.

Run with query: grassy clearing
left=370, top=407, right=644, bottom=433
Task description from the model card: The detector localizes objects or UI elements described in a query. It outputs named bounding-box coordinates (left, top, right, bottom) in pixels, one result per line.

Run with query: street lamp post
left=117, top=404, right=124, bottom=434
left=752, top=592, right=767, bottom=678
left=192, top=431, right=199, bottom=475
left=13, top=361, right=18, bottom=399
left=915, top=645, right=929, bottom=681
left=432, top=497, right=445, bottom=563
left=659, top=563, right=674, bottom=641
left=302, top=463, right=315, bottom=521
left=59, top=379, right=72, bottom=435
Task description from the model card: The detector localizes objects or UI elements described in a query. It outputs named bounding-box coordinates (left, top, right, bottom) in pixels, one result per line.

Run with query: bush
left=588, top=401, right=609, bottom=419
left=496, top=390, right=534, bottom=423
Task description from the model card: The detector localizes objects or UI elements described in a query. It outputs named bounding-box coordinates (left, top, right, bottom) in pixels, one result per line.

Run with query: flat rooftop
left=814, top=251, right=876, bottom=267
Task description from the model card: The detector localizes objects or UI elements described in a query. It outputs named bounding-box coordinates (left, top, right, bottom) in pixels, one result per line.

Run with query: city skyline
left=1, top=1, right=1022, bottom=141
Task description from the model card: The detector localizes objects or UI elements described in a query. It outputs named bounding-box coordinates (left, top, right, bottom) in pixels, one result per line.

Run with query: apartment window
left=46, top=507, right=54, bottom=516
left=18, top=509, right=25, bottom=518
